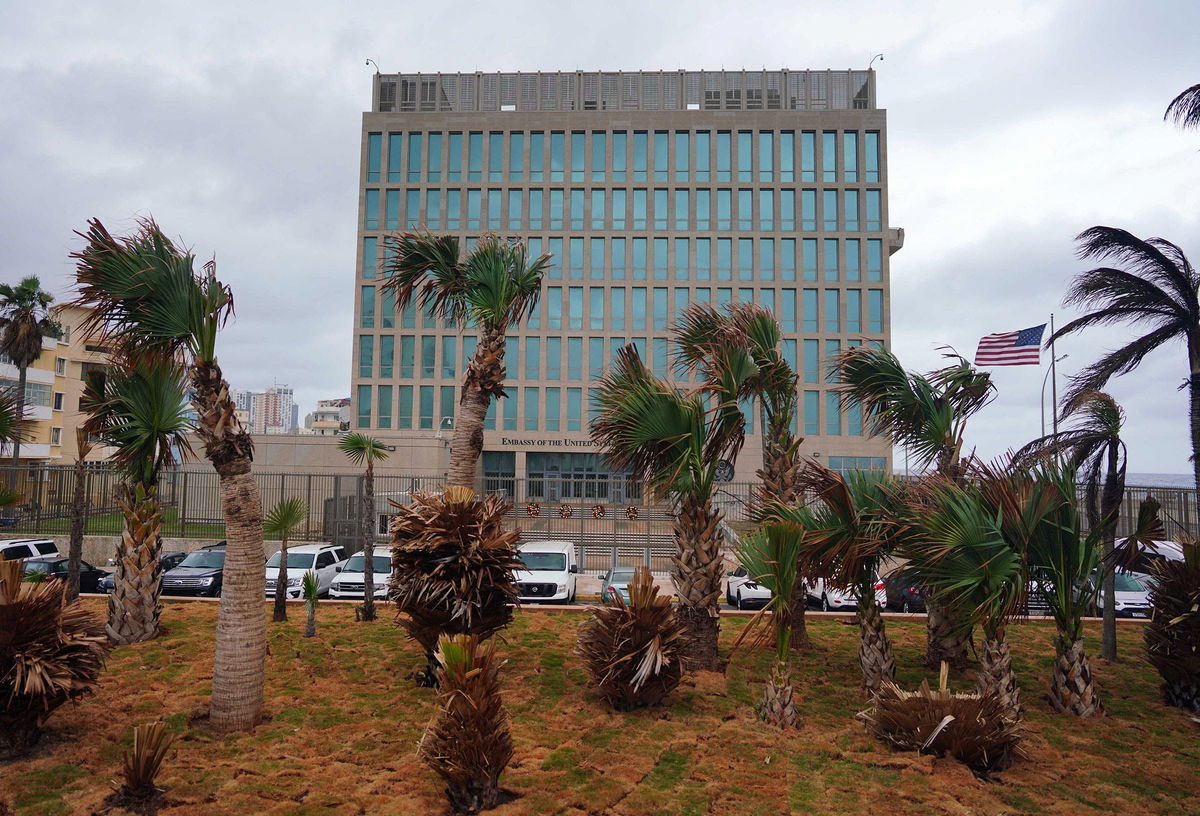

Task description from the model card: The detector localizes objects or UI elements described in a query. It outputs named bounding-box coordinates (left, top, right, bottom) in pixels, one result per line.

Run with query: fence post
left=180, top=471, right=189, bottom=534
left=305, top=474, right=313, bottom=540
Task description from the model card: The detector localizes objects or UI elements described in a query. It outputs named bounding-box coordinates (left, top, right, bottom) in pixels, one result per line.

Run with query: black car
left=883, top=567, right=926, bottom=613
left=161, top=547, right=226, bottom=597
left=22, top=556, right=106, bottom=594
left=98, top=551, right=187, bottom=594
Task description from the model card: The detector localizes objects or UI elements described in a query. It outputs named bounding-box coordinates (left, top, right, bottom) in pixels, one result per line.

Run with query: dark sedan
left=161, top=548, right=226, bottom=597
left=22, top=556, right=106, bottom=594
left=883, top=568, right=926, bottom=613
left=98, top=551, right=187, bottom=594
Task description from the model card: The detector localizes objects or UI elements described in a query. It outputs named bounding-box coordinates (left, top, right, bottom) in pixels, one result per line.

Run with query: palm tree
left=81, top=356, right=192, bottom=644
left=0, top=389, right=28, bottom=540
left=1014, top=390, right=1126, bottom=661
left=302, top=572, right=319, bottom=638
left=1049, top=227, right=1200, bottom=518
left=1165, top=83, right=1200, bottom=131
left=71, top=217, right=266, bottom=732
left=0, top=276, right=56, bottom=472
left=264, top=498, right=308, bottom=623
left=383, top=234, right=548, bottom=487
left=337, top=432, right=389, bottom=622
left=66, top=429, right=96, bottom=602
left=834, top=345, right=996, bottom=670
left=675, top=302, right=811, bottom=650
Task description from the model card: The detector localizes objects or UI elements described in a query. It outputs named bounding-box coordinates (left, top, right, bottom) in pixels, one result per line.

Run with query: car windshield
left=266, top=552, right=317, bottom=569
left=520, top=552, right=566, bottom=571
left=178, top=551, right=225, bottom=569
left=610, top=569, right=636, bottom=584
left=342, top=554, right=391, bottom=573
left=21, top=561, right=50, bottom=574
left=1114, top=573, right=1146, bottom=592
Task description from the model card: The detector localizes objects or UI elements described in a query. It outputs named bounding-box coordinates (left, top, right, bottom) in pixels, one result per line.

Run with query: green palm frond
left=0, top=276, right=56, bottom=370
left=302, top=572, right=319, bottom=608
left=735, top=525, right=806, bottom=661
left=337, top=432, right=391, bottom=466
left=0, top=388, right=31, bottom=447
left=1166, top=82, right=1200, bottom=130
left=264, top=497, right=308, bottom=541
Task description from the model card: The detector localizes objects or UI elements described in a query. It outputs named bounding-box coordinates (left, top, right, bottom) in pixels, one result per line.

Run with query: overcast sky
left=2, top=0, right=1198, bottom=476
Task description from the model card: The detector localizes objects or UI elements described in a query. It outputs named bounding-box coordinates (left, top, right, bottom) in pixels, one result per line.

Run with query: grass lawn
left=2, top=602, right=1199, bottom=815
left=5, top=508, right=225, bottom=540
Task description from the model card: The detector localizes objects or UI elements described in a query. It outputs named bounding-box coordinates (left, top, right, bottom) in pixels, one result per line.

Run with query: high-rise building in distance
left=351, top=69, right=901, bottom=482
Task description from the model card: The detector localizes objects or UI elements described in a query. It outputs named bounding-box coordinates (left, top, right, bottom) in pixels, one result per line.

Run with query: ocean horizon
left=898, top=470, right=1195, bottom=489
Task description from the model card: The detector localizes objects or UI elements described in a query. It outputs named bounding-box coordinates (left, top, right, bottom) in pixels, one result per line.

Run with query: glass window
left=780, top=131, right=795, bottom=182
left=398, top=385, right=413, bottom=429
left=632, top=238, right=647, bottom=279
left=569, top=188, right=583, bottom=230
left=759, top=239, right=775, bottom=280
left=550, top=131, right=565, bottom=181
left=546, top=337, right=562, bottom=379
left=485, top=132, right=502, bottom=181
left=717, top=238, right=732, bottom=281
left=377, top=385, right=392, bottom=429
left=467, top=189, right=481, bottom=229
left=802, top=239, right=818, bottom=281
left=759, top=189, right=774, bottom=231
left=844, top=190, right=859, bottom=232
left=779, top=190, right=795, bottom=231
left=847, top=401, right=864, bottom=436
left=610, top=287, right=626, bottom=330
left=446, top=189, right=461, bottom=229
left=695, top=189, right=711, bottom=230
left=653, top=287, right=668, bottom=330
left=571, top=131, right=585, bottom=181
left=379, top=335, right=394, bottom=378
left=525, top=337, right=540, bottom=379
left=695, top=287, right=711, bottom=305
left=847, top=289, right=862, bottom=333
left=362, top=237, right=377, bottom=280
left=823, top=190, right=838, bottom=231
left=545, top=387, right=560, bottom=431
left=591, top=131, right=606, bottom=181
left=738, top=189, right=753, bottom=230
left=528, top=189, right=543, bottom=229
left=380, top=289, right=395, bottom=329
left=568, top=338, right=584, bottom=381
left=567, top=388, right=582, bottom=431
left=419, top=385, right=434, bottom=429
left=717, top=131, right=731, bottom=181
left=367, top=133, right=382, bottom=182
left=761, top=288, right=775, bottom=318
left=529, top=131, right=545, bottom=180
left=866, top=190, right=882, bottom=231
left=590, top=189, right=606, bottom=230
left=509, top=132, right=524, bottom=179
left=825, top=289, right=841, bottom=333
left=364, top=189, right=379, bottom=229
left=654, top=238, right=668, bottom=280
left=737, top=131, right=752, bottom=181
left=695, top=131, right=711, bottom=181
left=826, top=392, right=842, bottom=435
left=780, top=288, right=796, bottom=331
left=426, top=189, right=442, bottom=229
left=804, top=390, right=819, bottom=436
left=505, top=189, right=522, bottom=230
left=803, top=340, right=819, bottom=384
left=569, top=286, right=583, bottom=329
left=550, top=189, right=564, bottom=229
left=356, top=384, right=371, bottom=428
left=400, top=336, right=415, bottom=377
left=822, top=131, right=836, bottom=182
left=717, top=288, right=732, bottom=310
left=569, top=238, right=584, bottom=279
left=387, top=133, right=403, bottom=182
left=674, top=237, right=690, bottom=280
left=547, top=287, right=562, bottom=330
left=865, top=131, right=880, bottom=182
left=589, top=337, right=604, bottom=379
left=674, top=189, right=689, bottom=230
left=674, top=131, right=689, bottom=181
left=407, top=132, right=423, bottom=182
left=843, top=131, right=858, bottom=182
left=674, top=287, right=689, bottom=323
left=611, top=189, right=626, bottom=230
left=487, top=189, right=502, bottom=229
left=846, top=239, right=861, bottom=282
left=441, top=336, right=457, bottom=378
left=360, top=285, right=375, bottom=328
left=867, top=239, right=882, bottom=282
left=503, top=389, right=517, bottom=430
left=611, top=238, right=626, bottom=279
left=737, top=238, right=753, bottom=281
left=447, top=132, right=462, bottom=182
left=589, top=238, right=605, bottom=281
left=632, top=287, right=647, bottom=330
left=696, top=237, right=711, bottom=280
left=425, top=132, right=442, bottom=182
left=717, top=189, right=731, bottom=230
left=421, top=336, right=436, bottom=377
left=653, top=131, right=668, bottom=181
left=612, top=131, right=627, bottom=180
left=654, top=188, right=668, bottom=230
left=633, top=189, right=647, bottom=230
left=824, top=238, right=839, bottom=281
left=652, top=338, right=668, bottom=377
left=547, top=238, right=563, bottom=279
left=632, top=131, right=648, bottom=180
left=868, top=289, right=883, bottom=333
left=524, top=387, right=539, bottom=431
left=484, top=398, right=496, bottom=431
left=780, top=238, right=796, bottom=281
left=801, top=189, right=817, bottom=231
left=463, top=336, right=477, bottom=371
left=800, top=131, right=816, bottom=182
left=803, top=289, right=818, bottom=332
left=358, top=335, right=373, bottom=378
left=759, top=131, right=774, bottom=181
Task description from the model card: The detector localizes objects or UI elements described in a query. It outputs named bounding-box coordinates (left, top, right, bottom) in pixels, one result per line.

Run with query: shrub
left=116, top=721, right=176, bottom=805
left=1144, top=541, right=1200, bottom=711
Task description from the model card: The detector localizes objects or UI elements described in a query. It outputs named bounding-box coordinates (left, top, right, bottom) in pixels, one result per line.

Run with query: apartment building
left=351, top=69, right=901, bottom=482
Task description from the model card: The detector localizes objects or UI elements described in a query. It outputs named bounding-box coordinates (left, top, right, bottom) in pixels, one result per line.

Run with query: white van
left=515, top=540, right=578, bottom=604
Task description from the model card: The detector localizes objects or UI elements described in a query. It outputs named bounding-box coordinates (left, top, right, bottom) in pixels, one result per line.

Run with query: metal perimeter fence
left=0, top=464, right=1195, bottom=576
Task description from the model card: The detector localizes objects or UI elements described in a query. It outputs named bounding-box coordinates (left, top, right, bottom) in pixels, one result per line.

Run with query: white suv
left=0, top=538, right=59, bottom=561
left=264, top=544, right=347, bottom=598
left=329, top=549, right=392, bottom=600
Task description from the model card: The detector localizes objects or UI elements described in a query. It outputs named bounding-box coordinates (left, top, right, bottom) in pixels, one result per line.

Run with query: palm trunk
left=9, top=365, right=26, bottom=471
left=858, top=591, right=895, bottom=695
left=759, top=661, right=798, bottom=728
left=361, top=460, right=377, bottom=622
left=977, top=627, right=1021, bottom=722
left=1191, top=358, right=1200, bottom=527
left=106, top=484, right=163, bottom=645
left=447, top=331, right=506, bottom=488
left=66, top=457, right=88, bottom=601
left=924, top=600, right=971, bottom=671
left=1100, top=445, right=1121, bottom=661
left=192, top=358, right=265, bottom=733
left=305, top=603, right=316, bottom=637
left=756, top=434, right=810, bottom=651
left=272, top=538, right=289, bottom=622
left=1049, top=634, right=1103, bottom=717
left=673, top=493, right=724, bottom=672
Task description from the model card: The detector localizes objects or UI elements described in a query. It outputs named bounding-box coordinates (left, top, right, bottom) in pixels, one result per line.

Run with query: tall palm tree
left=80, top=356, right=192, bottom=644
left=833, top=345, right=996, bottom=670
left=1165, top=83, right=1200, bottom=132
left=338, top=432, right=389, bottom=622
left=71, top=217, right=266, bottom=732
left=675, top=302, right=811, bottom=650
left=66, top=429, right=96, bottom=601
left=0, top=276, right=56, bottom=471
left=264, top=497, right=308, bottom=623
left=1048, top=226, right=1200, bottom=518
left=383, top=234, right=548, bottom=487
left=591, top=345, right=750, bottom=672
left=1014, top=390, right=1127, bottom=661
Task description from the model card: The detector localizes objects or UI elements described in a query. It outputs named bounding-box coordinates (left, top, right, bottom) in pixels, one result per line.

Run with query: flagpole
left=1050, top=313, right=1059, bottom=436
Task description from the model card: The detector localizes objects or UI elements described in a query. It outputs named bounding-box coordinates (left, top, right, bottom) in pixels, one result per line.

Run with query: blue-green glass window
left=362, top=237, right=377, bottom=279
left=611, top=238, right=626, bottom=279
left=589, top=388, right=601, bottom=423
left=653, top=238, right=668, bottom=280
left=488, top=132, right=503, bottom=181
left=367, top=133, right=382, bottom=182
left=609, top=337, right=625, bottom=365
left=356, top=385, right=371, bottom=428
left=846, top=239, right=861, bottom=282
left=386, top=190, right=403, bottom=229
left=802, top=239, right=818, bottom=281
left=803, top=390, right=819, bottom=435
left=801, top=189, right=817, bottom=231
left=674, top=132, right=689, bottom=181
left=505, top=337, right=519, bottom=374
left=484, top=397, right=496, bottom=431
left=525, top=284, right=541, bottom=330
left=590, top=189, right=606, bottom=230
left=588, top=338, right=604, bottom=379
left=525, top=337, right=540, bottom=379
left=567, top=388, right=582, bottom=431
left=524, top=387, right=539, bottom=431
left=822, top=190, right=838, bottom=231
left=585, top=287, right=603, bottom=331
left=759, top=239, right=775, bottom=281
left=379, top=335, right=394, bottom=378
left=778, top=288, right=795, bottom=331
left=826, top=392, right=842, bottom=435
left=546, top=337, right=562, bottom=379
left=364, top=189, right=380, bottom=229
left=780, top=131, right=795, bottom=182
left=632, top=189, right=647, bottom=229
left=696, top=238, right=711, bottom=280
left=568, top=287, right=583, bottom=329
left=529, top=131, right=545, bottom=181
left=803, top=289, right=818, bottom=332
left=695, top=131, right=711, bottom=181
left=759, top=132, right=774, bottom=182
left=865, top=131, right=880, bottom=182
left=695, top=189, right=711, bottom=230
left=759, top=190, right=774, bottom=231
left=737, top=238, right=753, bottom=281
left=509, top=132, right=524, bottom=179
left=843, top=131, right=858, bottom=182
left=803, top=340, right=819, bottom=384
left=588, top=238, right=605, bottom=280
left=421, top=336, right=436, bottom=377
left=695, top=287, right=711, bottom=305
left=547, top=287, right=562, bottom=330
left=569, top=239, right=584, bottom=280
left=652, top=287, right=668, bottom=330
left=487, top=189, right=502, bottom=229
left=631, top=337, right=646, bottom=361
left=737, top=131, right=752, bottom=181
left=426, top=189, right=442, bottom=229
left=821, top=131, right=836, bottom=182
left=738, top=189, right=753, bottom=230
left=847, top=401, right=864, bottom=436
left=866, top=190, right=882, bottom=231
left=502, top=388, right=516, bottom=430
left=570, top=188, right=584, bottom=230
left=651, top=189, right=666, bottom=230
left=632, top=287, right=647, bottom=330
left=591, top=131, right=606, bottom=181
left=780, top=238, right=796, bottom=281
left=381, top=289, right=395, bottom=329
left=571, top=131, right=585, bottom=181
left=446, top=190, right=461, bottom=229
left=761, top=288, right=775, bottom=318
left=406, top=133, right=423, bottom=182
left=610, top=287, right=626, bottom=330
left=674, top=238, right=690, bottom=280
left=358, top=334, right=373, bottom=377
left=610, top=189, right=626, bottom=230
left=377, top=385, right=392, bottom=429
left=360, top=286, right=376, bottom=328
left=545, top=387, right=560, bottom=431
left=400, top=336, right=415, bottom=377
left=717, top=288, right=732, bottom=310
left=867, top=240, right=882, bottom=282
left=739, top=288, right=754, bottom=307
left=672, top=189, right=689, bottom=231
left=868, top=290, right=883, bottom=333
left=739, top=396, right=754, bottom=433
left=779, top=189, right=795, bottom=231
left=846, top=289, right=862, bottom=333
left=632, top=238, right=647, bottom=280
left=426, top=132, right=442, bottom=181
left=441, top=336, right=457, bottom=378
left=825, top=289, right=840, bottom=333
left=468, top=132, right=483, bottom=180
left=447, top=132, right=462, bottom=181
left=398, top=385, right=413, bottom=429
left=527, top=189, right=543, bottom=229
left=507, top=189, right=523, bottom=230
left=716, top=131, right=731, bottom=182
left=467, top=190, right=481, bottom=229
left=652, top=338, right=668, bottom=378
left=653, top=131, right=668, bottom=181
left=674, top=287, right=689, bottom=323
left=549, top=189, right=564, bottom=229
left=550, top=131, right=565, bottom=181
left=717, top=189, right=732, bottom=230
left=800, top=131, right=816, bottom=182
left=716, top=238, right=732, bottom=281
left=612, top=131, right=627, bottom=181
left=824, top=239, right=839, bottom=281
left=567, top=337, right=583, bottom=380
left=387, top=133, right=403, bottom=182
left=844, top=190, right=859, bottom=231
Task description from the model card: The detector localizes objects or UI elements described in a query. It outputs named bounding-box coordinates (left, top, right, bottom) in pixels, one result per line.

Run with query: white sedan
left=807, top=575, right=887, bottom=611
left=725, top=565, right=772, bottom=610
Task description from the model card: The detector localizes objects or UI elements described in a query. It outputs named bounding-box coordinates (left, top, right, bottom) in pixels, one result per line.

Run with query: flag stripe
left=974, top=324, right=1046, bottom=367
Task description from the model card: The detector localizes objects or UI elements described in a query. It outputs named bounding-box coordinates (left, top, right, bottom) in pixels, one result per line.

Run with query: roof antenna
left=869, top=53, right=884, bottom=70
left=365, top=58, right=381, bottom=73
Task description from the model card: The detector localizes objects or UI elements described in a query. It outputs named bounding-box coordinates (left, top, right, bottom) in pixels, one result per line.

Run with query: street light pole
left=1041, top=353, right=1069, bottom=437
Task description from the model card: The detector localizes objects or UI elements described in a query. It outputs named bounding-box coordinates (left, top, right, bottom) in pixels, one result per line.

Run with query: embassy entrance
left=482, top=451, right=638, bottom=502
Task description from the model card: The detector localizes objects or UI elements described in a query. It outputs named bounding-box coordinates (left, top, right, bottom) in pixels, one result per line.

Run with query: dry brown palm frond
left=576, top=566, right=686, bottom=710
left=857, top=663, right=1025, bottom=777
left=1144, top=538, right=1200, bottom=712
left=0, top=560, right=111, bottom=758
left=119, top=721, right=176, bottom=797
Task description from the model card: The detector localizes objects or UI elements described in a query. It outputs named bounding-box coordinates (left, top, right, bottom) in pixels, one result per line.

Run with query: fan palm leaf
left=1166, top=83, right=1200, bottom=131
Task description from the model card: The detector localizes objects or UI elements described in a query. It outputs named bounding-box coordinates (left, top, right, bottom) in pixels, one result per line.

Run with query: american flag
left=974, top=324, right=1046, bottom=366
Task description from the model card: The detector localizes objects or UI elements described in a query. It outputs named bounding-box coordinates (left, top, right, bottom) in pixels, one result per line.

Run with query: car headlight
left=287, top=577, right=303, bottom=586
left=201, top=576, right=215, bottom=585
left=557, top=583, right=567, bottom=593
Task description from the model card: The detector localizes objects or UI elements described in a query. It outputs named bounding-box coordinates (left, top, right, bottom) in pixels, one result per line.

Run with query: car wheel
left=821, top=594, right=830, bottom=612
left=725, top=584, right=733, bottom=606
left=736, top=591, right=745, bottom=610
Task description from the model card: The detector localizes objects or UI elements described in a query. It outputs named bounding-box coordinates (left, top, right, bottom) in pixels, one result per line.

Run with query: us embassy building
left=349, top=69, right=901, bottom=487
